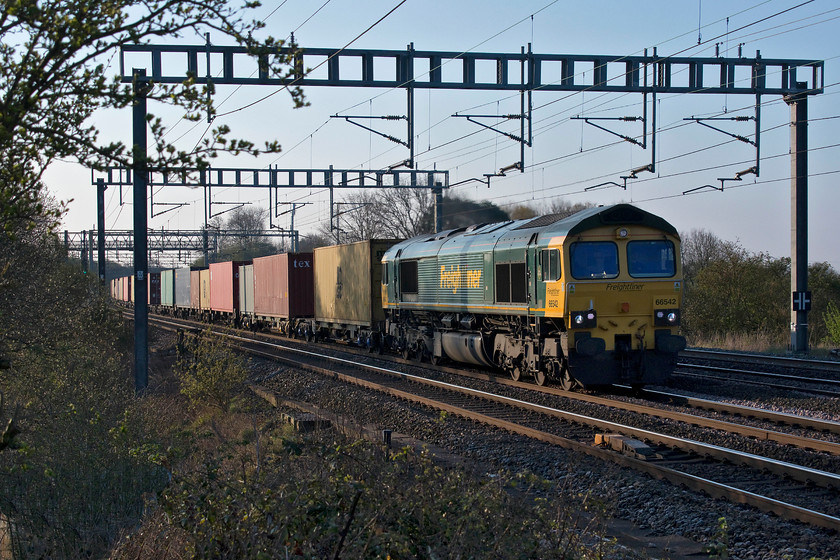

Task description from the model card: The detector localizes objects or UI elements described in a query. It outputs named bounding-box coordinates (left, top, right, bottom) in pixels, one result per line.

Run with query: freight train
left=111, top=203, right=686, bottom=390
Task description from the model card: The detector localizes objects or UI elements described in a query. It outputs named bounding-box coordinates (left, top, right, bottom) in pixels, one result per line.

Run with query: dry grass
left=686, top=330, right=839, bottom=358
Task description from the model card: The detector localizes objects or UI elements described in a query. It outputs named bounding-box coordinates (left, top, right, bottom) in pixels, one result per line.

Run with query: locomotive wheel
left=559, top=370, right=576, bottom=392
left=534, top=368, right=546, bottom=386
left=509, top=365, right=522, bottom=382
left=430, top=354, right=440, bottom=366
left=402, top=346, right=411, bottom=360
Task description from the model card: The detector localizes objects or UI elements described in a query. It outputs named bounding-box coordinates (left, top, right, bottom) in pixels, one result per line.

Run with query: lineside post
left=785, top=84, right=809, bottom=353
left=97, top=178, right=107, bottom=284
left=433, top=183, right=443, bottom=233
left=132, top=69, right=149, bottom=392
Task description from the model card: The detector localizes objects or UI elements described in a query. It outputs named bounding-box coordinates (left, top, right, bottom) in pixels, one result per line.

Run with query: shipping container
left=209, top=261, right=249, bottom=314
left=253, top=253, right=314, bottom=320
left=199, top=269, right=211, bottom=310
left=161, top=269, right=175, bottom=307
left=314, top=240, right=398, bottom=327
left=147, top=272, right=161, bottom=305
left=190, top=269, right=202, bottom=309
left=174, top=267, right=193, bottom=308
left=238, top=264, right=254, bottom=317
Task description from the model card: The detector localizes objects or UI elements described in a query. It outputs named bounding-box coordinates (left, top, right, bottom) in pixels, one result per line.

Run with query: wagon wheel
left=533, top=368, right=547, bottom=387
left=559, top=369, right=576, bottom=392
left=430, top=355, right=441, bottom=366
left=414, top=345, right=425, bottom=363
left=304, top=331, right=313, bottom=343
left=401, top=346, right=411, bottom=360
left=509, top=364, right=522, bottom=382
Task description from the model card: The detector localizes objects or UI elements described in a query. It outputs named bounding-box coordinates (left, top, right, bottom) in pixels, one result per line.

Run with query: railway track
left=147, top=314, right=840, bottom=532
left=680, top=348, right=840, bottom=375
left=676, top=348, right=840, bottom=396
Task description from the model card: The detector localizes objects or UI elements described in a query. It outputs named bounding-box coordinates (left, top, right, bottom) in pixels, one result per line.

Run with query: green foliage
left=0, top=214, right=168, bottom=557
left=682, top=242, right=789, bottom=338
left=824, top=301, right=840, bottom=347
left=703, top=516, right=729, bottom=559
left=176, top=330, right=248, bottom=410
left=681, top=229, right=840, bottom=348
left=1, top=0, right=306, bottom=235
left=807, top=262, right=840, bottom=345
left=151, top=435, right=607, bottom=560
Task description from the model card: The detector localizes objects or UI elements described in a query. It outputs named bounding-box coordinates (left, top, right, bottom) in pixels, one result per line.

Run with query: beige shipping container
left=314, top=240, right=399, bottom=327
left=199, top=268, right=211, bottom=310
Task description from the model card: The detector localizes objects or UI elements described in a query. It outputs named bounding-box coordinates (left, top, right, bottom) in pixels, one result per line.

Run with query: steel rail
left=147, top=313, right=840, bottom=455
left=677, top=362, right=840, bottom=387
left=640, top=388, right=840, bottom=435
left=145, top=314, right=840, bottom=531
left=681, top=348, right=840, bottom=374
left=195, top=324, right=840, bottom=489
left=673, top=370, right=840, bottom=398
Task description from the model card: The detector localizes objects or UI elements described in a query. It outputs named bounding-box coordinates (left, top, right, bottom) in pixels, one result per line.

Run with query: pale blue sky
left=47, top=0, right=840, bottom=268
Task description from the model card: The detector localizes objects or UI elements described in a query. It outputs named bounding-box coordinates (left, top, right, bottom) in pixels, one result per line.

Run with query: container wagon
left=209, top=261, right=250, bottom=322
left=308, top=240, right=399, bottom=345
left=147, top=272, right=161, bottom=306
left=161, top=269, right=175, bottom=310
left=251, top=252, right=314, bottom=335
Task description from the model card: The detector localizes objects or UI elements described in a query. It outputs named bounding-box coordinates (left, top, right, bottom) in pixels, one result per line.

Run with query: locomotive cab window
left=627, top=240, right=676, bottom=278
left=540, top=249, right=561, bottom=282
left=570, top=242, right=619, bottom=279
left=400, top=260, right=419, bottom=295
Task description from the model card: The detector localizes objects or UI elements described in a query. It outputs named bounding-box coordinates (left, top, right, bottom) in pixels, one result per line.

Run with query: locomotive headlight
left=616, top=227, right=629, bottom=239
left=655, top=309, right=680, bottom=326
left=570, top=310, right=597, bottom=329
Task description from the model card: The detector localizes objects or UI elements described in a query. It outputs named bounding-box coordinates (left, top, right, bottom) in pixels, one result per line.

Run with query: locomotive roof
left=383, top=203, right=678, bottom=260
left=526, top=203, right=679, bottom=238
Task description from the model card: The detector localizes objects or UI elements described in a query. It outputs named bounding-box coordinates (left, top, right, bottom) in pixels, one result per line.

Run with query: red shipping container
left=190, top=269, right=202, bottom=309
left=253, top=253, right=314, bottom=319
left=210, top=261, right=250, bottom=313
left=147, top=272, right=161, bottom=305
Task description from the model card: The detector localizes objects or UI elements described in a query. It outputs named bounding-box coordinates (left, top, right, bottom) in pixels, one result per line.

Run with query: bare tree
left=680, top=229, right=733, bottom=281
left=547, top=198, right=595, bottom=216
left=319, top=187, right=433, bottom=243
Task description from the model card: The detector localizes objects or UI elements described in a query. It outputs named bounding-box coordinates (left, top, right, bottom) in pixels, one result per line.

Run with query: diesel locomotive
left=381, top=203, right=686, bottom=389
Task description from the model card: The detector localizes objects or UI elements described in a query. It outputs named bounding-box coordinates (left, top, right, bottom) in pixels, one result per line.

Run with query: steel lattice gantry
left=64, top=228, right=299, bottom=256
left=121, top=43, right=821, bottom=93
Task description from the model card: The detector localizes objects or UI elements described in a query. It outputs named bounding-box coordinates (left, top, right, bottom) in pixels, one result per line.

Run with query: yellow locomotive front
left=547, top=222, right=685, bottom=387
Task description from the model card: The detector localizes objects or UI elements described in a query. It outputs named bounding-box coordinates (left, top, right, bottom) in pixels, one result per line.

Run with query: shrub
left=175, top=329, right=248, bottom=410
left=824, top=301, right=840, bottom=347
